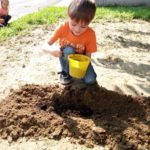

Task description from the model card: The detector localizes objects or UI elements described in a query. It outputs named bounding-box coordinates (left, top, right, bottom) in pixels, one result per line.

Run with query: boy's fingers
left=58, top=51, right=63, bottom=57
left=59, top=50, right=63, bottom=55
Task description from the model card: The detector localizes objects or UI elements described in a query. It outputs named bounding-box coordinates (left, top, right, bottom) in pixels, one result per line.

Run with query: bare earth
left=0, top=20, right=150, bottom=150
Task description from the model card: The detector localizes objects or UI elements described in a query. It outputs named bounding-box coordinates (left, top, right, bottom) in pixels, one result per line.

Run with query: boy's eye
left=72, top=24, right=77, bottom=26
left=81, top=26, right=87, bottom=28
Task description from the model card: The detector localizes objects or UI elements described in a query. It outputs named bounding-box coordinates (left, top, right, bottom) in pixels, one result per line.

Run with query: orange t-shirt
left=0, top=7, right=8, bottom=16
left=49, top=21, right=97, bottom=54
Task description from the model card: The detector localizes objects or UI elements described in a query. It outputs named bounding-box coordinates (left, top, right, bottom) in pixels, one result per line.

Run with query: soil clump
left=0, top=84, right=149, bottom=149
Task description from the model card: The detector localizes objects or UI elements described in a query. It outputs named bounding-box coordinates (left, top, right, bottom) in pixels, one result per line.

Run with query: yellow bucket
left=68, top=54, right=91, bottom=79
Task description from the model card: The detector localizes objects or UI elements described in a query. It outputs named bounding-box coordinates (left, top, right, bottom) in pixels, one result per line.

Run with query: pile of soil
left=0, top=84, right=149, bottom=149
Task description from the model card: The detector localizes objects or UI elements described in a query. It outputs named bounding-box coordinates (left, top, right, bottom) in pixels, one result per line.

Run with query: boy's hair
left=68, top=0, right=96, bottom=24
left=1, top=0, right=9, bottom=6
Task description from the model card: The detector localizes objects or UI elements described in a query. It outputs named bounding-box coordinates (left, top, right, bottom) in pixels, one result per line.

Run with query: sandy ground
left=0, top=20, right=150, bottom=98
left=9, top=0, right=72, bottom=21
left=0, top=20, right=150, bottom=149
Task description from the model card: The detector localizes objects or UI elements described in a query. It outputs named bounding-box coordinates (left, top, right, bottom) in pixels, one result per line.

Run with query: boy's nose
left=75, top=27, right=80, bottom=32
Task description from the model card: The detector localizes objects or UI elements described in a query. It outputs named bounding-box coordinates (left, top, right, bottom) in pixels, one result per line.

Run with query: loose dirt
left=0, top=20, right=150, bottom=149
left=0, top=84, right=149, bottom=149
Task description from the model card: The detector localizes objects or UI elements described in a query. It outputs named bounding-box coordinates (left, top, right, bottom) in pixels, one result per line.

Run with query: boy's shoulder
left=58, top=21, right=69, bottom=29
left=86, top=26, right=96, bottom=36
left=63, top=21, right=70, bottom=29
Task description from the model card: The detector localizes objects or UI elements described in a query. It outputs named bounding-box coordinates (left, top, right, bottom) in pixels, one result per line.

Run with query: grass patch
left=0, top=7, right=67, bottom=41
left=0, top=6, right=149, bottom=41
left=96, top=6, right=150, bottom=21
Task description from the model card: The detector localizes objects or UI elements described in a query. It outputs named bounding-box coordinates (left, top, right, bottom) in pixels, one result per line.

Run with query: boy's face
left=69, top=18, right=89, bottom=36
left=1, top=0, right=9, bottom=8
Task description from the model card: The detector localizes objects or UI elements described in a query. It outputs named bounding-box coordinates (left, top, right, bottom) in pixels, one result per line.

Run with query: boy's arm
left=86, top=29, right=97, bottom=55
left=85, top=52, right=91, bottom=57
left=42, top=22, right=65, bottom=57
left=42, top=40, right=62, bottom=57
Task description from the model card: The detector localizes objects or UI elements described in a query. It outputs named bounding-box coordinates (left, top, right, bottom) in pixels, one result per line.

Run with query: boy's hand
left=42, top=43, right=63, bottom=57
left=52, top=50, right=63, bottom=57
left=0, top=18, right=5, bottom=24
left=43, top=49, right=63, bottom=57
left=75, top=44, right=85, bottom=54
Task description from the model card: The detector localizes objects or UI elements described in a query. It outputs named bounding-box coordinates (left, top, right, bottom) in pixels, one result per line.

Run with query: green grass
left=0, top=7, right=67, bottom=41
left=96, top=6, right=150, bottom=21
left=0, top=6, right=149, bottom=41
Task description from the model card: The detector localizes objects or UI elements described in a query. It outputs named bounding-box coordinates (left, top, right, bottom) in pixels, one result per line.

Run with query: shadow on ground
left=93, top=57, right=150, bottom=78
left=92, top=56, right=150, bottom=96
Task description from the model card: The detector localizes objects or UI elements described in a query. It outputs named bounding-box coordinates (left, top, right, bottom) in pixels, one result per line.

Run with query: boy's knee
left=63, top=46, right=75, bottom=57
left=83, top=77, right=97, bottom=85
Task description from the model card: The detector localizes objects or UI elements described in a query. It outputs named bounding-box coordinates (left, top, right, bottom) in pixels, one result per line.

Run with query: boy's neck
left=1, top=4, right=8, bottom=8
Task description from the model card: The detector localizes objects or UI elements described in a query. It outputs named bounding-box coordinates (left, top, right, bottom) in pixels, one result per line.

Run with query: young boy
left=0, top=0, right=11, bottom=27
left=43, top=0, right=97, bottom=85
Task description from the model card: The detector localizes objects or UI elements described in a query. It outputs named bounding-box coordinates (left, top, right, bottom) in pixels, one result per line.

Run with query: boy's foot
left=0, top=24, right=4, bottom=27
left=58, top=71, right=72, bottom=85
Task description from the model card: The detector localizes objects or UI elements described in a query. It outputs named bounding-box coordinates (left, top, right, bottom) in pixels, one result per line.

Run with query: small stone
left=22, top=64, right=26, bottom=68
left=7, top=136, right=13, bottom=143
left=51, top=128, right=62, bottom=139
left=113, top=143, right=128, bottom=150
left=85, top=141, right=94, bottom=148
left=10, top=130, right=18, bottom=140
left=92, top=126, right=106, bottom=134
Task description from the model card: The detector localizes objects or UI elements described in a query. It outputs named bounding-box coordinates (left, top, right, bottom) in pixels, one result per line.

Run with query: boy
left=43, top=0, right=97, bottom=85
left=0, top=0, right=11, bottom=27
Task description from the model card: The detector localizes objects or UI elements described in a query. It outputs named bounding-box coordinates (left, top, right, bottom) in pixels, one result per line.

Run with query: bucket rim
left=68, top=54, right=91, bottom=62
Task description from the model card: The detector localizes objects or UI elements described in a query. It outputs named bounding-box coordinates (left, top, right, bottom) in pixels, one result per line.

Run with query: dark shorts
left=1, top=15, right=11, bottom=26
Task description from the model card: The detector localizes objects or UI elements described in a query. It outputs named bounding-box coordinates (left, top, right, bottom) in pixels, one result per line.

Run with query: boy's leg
left=59, top=46, right=75, bottom=85
left=0, top=24, right=4, bottom=28
left=1, top=15, right=11, bottom=26
left=82, top=63, right=97, bottom=85
left=59, top=46, right=75, bottom=74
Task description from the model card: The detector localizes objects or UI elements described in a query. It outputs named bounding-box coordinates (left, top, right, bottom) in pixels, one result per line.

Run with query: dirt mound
left=0, top=84, right=149, bottom=149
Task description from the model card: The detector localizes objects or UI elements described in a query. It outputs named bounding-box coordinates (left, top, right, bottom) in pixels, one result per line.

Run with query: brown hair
left=68, top=0, right=96, bottom=24
left=1, top=0, right=9, bottom=7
